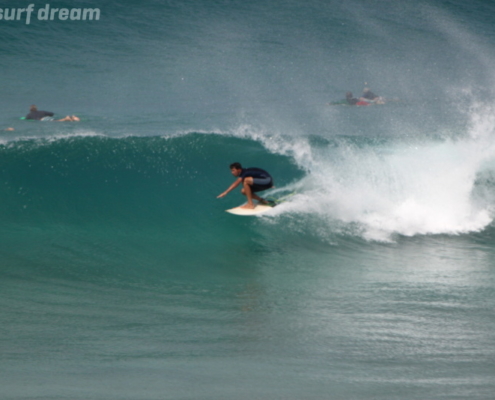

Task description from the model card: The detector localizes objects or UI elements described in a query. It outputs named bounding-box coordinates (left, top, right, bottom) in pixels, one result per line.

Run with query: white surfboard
left=225, top=192, right=296, bottom=216
left=226, top=204, right=274, bottom=216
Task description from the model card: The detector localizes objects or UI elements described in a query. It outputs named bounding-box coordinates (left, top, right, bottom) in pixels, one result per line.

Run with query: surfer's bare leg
left=251, top=193, right=266, bottom=203
left=240, top=177, right=269, bottom=208
left=56, top=115, right=80, bottom=122
left=240, top=178, right=256, bottom=208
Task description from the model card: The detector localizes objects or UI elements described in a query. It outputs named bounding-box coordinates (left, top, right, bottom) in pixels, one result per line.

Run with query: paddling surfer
left=217, top=162, right=274, bottom=209
left=25, top=105, right=80, bottom=122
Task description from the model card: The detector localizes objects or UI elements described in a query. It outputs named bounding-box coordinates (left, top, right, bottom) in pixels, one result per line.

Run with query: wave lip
left=265, top=133, right=495, bottom=242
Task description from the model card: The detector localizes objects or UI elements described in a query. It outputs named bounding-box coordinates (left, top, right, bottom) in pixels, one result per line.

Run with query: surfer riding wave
left=217, top=162, right=274, bottom=209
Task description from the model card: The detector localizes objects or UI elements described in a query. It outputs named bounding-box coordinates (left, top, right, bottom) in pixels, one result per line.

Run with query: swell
left=1, top=130, right=495, bottom=287
left=0, top=132, right=306, bottom=283
left=0, top=133, right=303, bottom=227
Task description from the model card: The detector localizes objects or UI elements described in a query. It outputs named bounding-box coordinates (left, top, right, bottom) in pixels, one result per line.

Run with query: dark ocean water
left=1, top=1, right=495, bottom=399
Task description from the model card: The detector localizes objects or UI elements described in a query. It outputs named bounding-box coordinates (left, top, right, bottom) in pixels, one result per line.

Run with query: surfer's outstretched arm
left=217, top=177, right=242, bottom=198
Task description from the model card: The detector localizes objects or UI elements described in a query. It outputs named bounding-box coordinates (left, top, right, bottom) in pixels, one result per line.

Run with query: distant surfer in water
left=217, top=162, right=274, bottom=209
left=344, top=89, right=385, bottom=106
left=345, top=91, right=371, bottom=106
left=360, top=88, right=385, bottom=104
left=346, top=92, right=359, bottom=105
left=25, top=105, right=80, bottom=122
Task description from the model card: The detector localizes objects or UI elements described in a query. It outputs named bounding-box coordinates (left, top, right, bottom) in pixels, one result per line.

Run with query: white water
left=232, top=104, right=495, bottom=241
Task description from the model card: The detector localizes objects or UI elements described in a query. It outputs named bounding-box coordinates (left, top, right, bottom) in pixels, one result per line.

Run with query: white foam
left=228, top=124, right=314, bottom=171
left=230, top=119, right=495, bottom=241
left=0, top=130, right=107, bottom=147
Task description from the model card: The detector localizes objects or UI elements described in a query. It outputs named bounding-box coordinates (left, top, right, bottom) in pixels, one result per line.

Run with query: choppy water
left=1, top=0, right=495, bottom=399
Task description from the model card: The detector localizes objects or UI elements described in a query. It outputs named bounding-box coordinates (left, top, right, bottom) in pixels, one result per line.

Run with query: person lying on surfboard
left=344, top=89, right=385, bottom=106
left=360, top=88, right=385, bottom=104
left=346, top=91, right=374, bottom=106
left=346, top=91, right=360, bottom=105
left=25, top=105, right=80, bottom=122
left=217, top=162, right=274, bottom=209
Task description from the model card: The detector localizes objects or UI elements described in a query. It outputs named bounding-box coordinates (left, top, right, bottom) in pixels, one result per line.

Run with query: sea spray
left=224, top=125, right=495, bottom=241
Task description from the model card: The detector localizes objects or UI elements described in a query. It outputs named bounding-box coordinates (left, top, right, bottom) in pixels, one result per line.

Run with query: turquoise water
left=1, top=0, right=495, bottom=399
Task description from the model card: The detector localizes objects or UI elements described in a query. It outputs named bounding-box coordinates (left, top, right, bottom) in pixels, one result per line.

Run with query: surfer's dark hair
left=230, top=162, right=242, bottom=170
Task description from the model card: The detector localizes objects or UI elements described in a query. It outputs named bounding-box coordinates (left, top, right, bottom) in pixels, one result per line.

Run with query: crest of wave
left=281, top=138, right=495, bottom=241
left=225, top=120, right=495, bottom=242
left=265, top=122, right=495, bottom=243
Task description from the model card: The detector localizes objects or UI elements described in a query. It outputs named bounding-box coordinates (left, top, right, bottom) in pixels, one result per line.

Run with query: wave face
left=1, top=123, right=495, bottom=273
left=2, top=0, right=495, bottom=246
left=2, top=1, right=495, bottom=399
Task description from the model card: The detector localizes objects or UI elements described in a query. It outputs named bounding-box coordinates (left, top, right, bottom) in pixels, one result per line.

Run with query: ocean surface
left=1, top=0, right=495, bottom=399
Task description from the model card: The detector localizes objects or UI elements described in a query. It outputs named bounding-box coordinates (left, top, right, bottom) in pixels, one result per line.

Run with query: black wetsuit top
left=240, top=167, right=273, bottom=192
left=25, top=110, right=55, bottom=120
left=362, top=91, right=378, bottom=100
left=240, top=167, right=271, bottom=179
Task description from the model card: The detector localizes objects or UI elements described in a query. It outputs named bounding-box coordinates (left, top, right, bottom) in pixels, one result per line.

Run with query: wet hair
left=230, top=162, right=242, bottom=170
left=346, top=92, right=353, bottom=98
left=30, top=105, right=37, bottom=111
